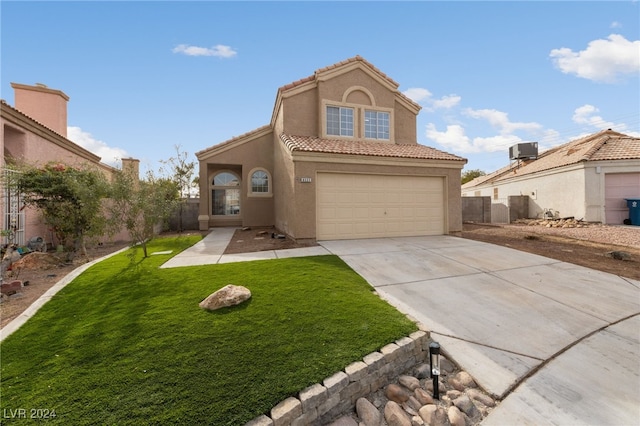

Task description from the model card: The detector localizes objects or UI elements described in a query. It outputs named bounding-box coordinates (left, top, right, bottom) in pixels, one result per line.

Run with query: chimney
left=11, top=82, right=70, bottom=137
left=121, top=157, right=140, bottom=179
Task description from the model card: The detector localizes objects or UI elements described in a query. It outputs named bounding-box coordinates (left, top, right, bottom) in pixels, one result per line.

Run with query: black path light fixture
left=429, top=341, right=440, bottom=399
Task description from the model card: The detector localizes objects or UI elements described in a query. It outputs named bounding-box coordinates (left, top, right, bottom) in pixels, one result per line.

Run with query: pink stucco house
left=1, top=83, right=137, bottom=247
left=197, top=56, right=467, bottom=241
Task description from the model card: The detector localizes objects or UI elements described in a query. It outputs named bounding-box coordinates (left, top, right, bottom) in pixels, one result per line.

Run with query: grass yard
left=0, top=236, right=417, bottom=425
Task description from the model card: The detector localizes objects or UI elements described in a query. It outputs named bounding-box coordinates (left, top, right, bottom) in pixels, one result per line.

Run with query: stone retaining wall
left=246, top=330, right=430, bottom=426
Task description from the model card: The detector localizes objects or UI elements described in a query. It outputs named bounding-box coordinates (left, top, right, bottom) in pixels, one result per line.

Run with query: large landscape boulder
left=199, top=285, right=251, bottom=311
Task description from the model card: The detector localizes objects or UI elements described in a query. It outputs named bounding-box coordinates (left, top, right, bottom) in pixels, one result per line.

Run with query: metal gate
left=2, top=169, right=25, bottom=246
left=491, top=198, right=509, bottom=224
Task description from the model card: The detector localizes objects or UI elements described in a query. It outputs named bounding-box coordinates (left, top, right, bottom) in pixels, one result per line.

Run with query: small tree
left=10, top=162, right=110, bottom=256
left=461, top=169, right=486, bottom=185
left=160, top=145, right=196, bottom=232
left=109, top=166, right=180, bottom=257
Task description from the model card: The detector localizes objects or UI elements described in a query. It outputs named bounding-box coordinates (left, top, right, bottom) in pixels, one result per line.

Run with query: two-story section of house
left=196, top=56, right=467, bottom=241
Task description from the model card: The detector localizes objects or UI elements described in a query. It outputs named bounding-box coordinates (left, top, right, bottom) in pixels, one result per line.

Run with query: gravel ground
left=499, top=222, right=639, bottom=249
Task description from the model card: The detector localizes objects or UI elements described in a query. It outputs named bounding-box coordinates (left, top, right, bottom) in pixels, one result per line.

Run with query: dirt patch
left=462, top=223, right=640, bottom=281
left=223, top=227, right=318, bottom=254
left=0, top=241, right=130, bottom=329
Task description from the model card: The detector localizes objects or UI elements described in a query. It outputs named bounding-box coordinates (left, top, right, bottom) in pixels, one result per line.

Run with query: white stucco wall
left=463, top=165, right=588, bottom=220
left=463, top=159, right=640, bottom=223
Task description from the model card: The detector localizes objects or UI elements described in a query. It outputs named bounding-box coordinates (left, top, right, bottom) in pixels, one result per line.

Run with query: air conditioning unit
left=509, top=142, right=538, bottom=160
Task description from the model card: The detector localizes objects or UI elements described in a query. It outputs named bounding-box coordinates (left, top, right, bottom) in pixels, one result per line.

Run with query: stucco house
left=1, top=82, right=136, bottom=246
left=196, top=56, right=467, bottom=241
left=461, top=129, right=640, bottom=224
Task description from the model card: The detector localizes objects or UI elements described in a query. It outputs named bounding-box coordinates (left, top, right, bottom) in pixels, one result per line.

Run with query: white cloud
left=572, top=104, right=616, bottom=129
left=172, top=44, right=237, bottom=58
left=472, top=134, right=524, bottom=152
left=426, top=106, right=542, bottom=154
left=549, top=34, right=640, bottom=83
left=403, top=87, right=431, bottom=102
left=464, top=108, right=542, bottom=134
left=426, top=123, right=526, bottom=153
left=67, top=126, right=129, bottom=167
left=426, top=123, right=473, bottom=152
left=432, top=95, right=461, bottom=110
left=404, top=87, right=461, bottom=112
left=571, top=104, right=639, bottom=136
left=610, top=21, right=622, bottom=29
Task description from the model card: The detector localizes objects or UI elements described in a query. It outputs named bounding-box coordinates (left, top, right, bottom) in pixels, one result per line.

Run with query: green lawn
left=0, top=236, right=417, bottom=425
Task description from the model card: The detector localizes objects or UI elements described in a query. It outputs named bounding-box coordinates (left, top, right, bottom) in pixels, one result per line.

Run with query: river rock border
left=246, top=328, right=498, bottom=426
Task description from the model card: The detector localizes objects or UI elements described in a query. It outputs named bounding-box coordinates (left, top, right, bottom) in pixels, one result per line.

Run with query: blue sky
left=2, top=1, right=639, bottom=175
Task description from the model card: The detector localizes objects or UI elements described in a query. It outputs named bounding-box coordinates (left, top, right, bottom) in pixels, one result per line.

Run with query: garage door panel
left=605, top=173, right=640, bottom=224
left=318, top=208, right=335, bottom=219
left=317, top=173, right=445, bottom=240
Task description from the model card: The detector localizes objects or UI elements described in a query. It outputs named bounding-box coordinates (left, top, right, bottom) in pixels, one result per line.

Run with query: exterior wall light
left=429, top=341, right=440, bottom=400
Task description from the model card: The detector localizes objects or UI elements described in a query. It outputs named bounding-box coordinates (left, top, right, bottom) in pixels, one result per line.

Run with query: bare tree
left=160, top=145, right=196, bottom=232
left=108, top=166, right=179, bottom=257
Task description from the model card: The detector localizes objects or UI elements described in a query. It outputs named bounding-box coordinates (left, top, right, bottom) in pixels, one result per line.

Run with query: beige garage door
left=317, top=173, right=445, bottom=240
left=605, top=173, right=640, bottom=224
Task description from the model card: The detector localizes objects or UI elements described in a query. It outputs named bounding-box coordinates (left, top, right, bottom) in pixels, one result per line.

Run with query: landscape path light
left=429, top=341, right=440, bottom=400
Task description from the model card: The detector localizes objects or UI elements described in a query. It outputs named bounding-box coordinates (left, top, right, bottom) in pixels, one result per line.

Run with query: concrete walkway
left=159, top=227, right=331, bottom=268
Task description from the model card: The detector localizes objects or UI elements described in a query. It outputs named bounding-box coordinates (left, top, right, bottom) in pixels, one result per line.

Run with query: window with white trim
left=248, top=168, right=272, bottom=197
left=365, top=110, right=390, bottom=140
left=326, top=106, right=354, bottom=137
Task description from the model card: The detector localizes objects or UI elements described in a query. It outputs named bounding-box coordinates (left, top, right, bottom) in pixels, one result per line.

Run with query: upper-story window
left=365, top=110, right=390, bottom=140
left=326, top=106, right=354, bottom=137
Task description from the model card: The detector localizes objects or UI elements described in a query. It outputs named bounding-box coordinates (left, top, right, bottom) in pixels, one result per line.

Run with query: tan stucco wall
left=282, top=89, right=318, bottom=136
left=198, top=131, right=275, bottom=229
left=280, top=67, right=417, bottom=144
left=318, top=68, right=396, bottom=109
left=283, top=156, right=464, bottom=240
left=394, top=100, right=417, bottom=145
left=272, top=103, right=296, bottom=235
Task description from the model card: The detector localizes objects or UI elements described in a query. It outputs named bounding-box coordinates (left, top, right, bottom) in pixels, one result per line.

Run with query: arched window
left=211, top=171, right=240, bottom=216
left=248, top=168, right=272, bottom=197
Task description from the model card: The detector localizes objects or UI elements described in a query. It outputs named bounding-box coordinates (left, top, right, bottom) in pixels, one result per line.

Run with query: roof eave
left=1, top=101, right=102, bottom=164
left=290, top=150, right=466, bottom=169
left=196, top=125, right=272, bottom=161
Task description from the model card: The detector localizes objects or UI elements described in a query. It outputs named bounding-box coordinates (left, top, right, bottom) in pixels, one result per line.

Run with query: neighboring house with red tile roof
left=197, top=56, right=467, bottom=241
left=461, top=129, right=640, bottom=224
left=1, top=83, right=136, bottom=247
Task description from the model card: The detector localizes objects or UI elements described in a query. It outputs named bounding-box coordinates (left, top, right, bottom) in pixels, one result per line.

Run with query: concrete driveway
left=319, top=235, right=640, bottom=425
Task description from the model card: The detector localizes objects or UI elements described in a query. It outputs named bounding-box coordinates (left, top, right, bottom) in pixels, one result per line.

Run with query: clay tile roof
left=481, top=130, right=640, bottom=185
left=463, top=129, right=640, bottom=189
left=278, top=55, right=399, bottom=92
left=589, top=135, right=640, bottom=161
left=280, top=134, right=467, bottom=162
